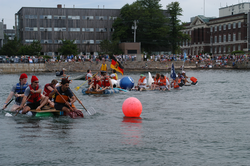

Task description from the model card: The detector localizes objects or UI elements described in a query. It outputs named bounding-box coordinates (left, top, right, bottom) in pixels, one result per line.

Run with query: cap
left=62, top=68, right=67, bottom=71
left=20, top=73, right=28, bottom=79
left=140, top=74, right=144, bottom=77
left=31, top=75, right=39, bottom=83
left=182, top=71, right=185, bottom=73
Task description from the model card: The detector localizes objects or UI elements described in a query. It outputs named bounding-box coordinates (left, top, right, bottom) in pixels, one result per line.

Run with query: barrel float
left=120, top=77, right=134, bottom=90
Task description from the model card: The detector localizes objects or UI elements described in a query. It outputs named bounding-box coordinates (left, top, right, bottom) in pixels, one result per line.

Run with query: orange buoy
left=122, top=97, right=142, bottom=117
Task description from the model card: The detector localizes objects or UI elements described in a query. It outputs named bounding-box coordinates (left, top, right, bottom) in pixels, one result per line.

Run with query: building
left=0, top=21, right=16, bottom=49
left=15, top=5, right=121, bottom=56
left=181, top=2, right=250, bottom=55
left=219, top=2, right=250, bottom=17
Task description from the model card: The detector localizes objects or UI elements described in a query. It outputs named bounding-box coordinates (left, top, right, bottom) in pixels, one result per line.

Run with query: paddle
left=74, top=72, right=98, bottom=91
left=70, top=89, right=96, bottom=115
left=2, top=98, right=14, bottom=110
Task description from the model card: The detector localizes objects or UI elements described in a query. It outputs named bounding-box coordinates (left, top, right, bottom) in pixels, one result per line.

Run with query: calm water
left=1, top=70, right=250, bottom=165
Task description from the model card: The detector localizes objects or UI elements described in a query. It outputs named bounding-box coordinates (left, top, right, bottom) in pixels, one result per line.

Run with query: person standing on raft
left=49, top=78, right=78, bottom=113
left=18, top=76, right=50, bottom=113
left=2, top=73, right=29, bottom=111
left=100, top=59, right=108, bottom=75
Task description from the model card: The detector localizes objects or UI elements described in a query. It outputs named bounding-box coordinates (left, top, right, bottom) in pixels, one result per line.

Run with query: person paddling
left=43, top=79, right=58, bottom=107
left=2, top=73, right=28, bottom=111
left=101, top=72, right=113, bottom=91
left=18, top=76, right=50, bottom=113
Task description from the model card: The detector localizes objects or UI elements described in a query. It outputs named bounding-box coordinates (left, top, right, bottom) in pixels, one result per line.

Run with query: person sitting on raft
left=18, top=76, right=50, bottom=113
left=151, top=73, right=160, bottom=90
left=171, top=77, right=181, bottom=89
left=86, top=69, right=93, bottom=85
left=2, top=73, right=29, bottom=111
left=181, top=71, right=190, bottom=85
left=57, top=68, right=67, bottom=77
left=49, top=78, right=78, bottom=113
left=101, top=72, right=113, bottom=91
left=43, top=79, right=58, bottom=107
left=135, top=74, right=147, bottom=91
left=87, top=75, right=102, bottom=92
left=158, top=74, right=168, bottom=91
left=110, top=70, right=118, bottom=80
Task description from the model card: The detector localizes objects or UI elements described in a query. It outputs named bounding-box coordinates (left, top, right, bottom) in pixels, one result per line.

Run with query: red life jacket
left=138, top=77, right=146, bottom=84
left=43, top=83, right=53, bottom=99
left=102, top=77, right=110, bottom=87
left=173, top=79, right=181, bottom=89
left=28, top=84, right=41, bottom=103
left=93, top=78, right=102, bottom=87
left=159, top=76, right=166, bottom=86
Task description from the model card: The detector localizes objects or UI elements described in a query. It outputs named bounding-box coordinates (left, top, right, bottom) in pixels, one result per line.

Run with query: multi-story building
left=15, top=5, right=120, bottom=56
left=181, top=2, right=250, bottom=55
left=0, top=21, right=16, bottom=49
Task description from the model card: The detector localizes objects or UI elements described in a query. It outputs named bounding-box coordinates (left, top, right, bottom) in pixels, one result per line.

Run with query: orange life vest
left=190, top=77, right=197, bottom=83
left=138, top=77, right=146, bottom=84
left=153, top=78, right=160, bottom=84
left=28, top=84, right=41, bottom=103
left=102, top=76, right=110, bottom=87
left=159, top=76, right=166, bottom=86
left=173, top=79, right=181, bottom=89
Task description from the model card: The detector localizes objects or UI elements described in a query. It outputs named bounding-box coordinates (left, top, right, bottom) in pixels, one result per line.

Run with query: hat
left=31, top=75, right=39, bottom=83
left=182, top=71, right=185, bottom=73
left=140, top=74, right=144, bottom=77
left=20, top=73, right=28, bottom=79
left=62, top=68, right=67, bottom=71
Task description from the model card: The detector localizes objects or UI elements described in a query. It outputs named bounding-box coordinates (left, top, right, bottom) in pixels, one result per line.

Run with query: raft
left=29, top=109, right=64, bottom=117
left=82, top=88, right=120, bottom=95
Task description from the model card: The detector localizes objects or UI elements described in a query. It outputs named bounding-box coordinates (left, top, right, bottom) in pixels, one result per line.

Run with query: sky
left=0, top=0, right=248, bottom=29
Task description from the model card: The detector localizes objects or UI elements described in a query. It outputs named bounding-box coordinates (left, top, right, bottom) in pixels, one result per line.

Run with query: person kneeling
left=18, top=76, right=49, bottom=114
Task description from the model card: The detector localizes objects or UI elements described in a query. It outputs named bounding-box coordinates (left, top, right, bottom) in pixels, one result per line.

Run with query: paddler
left=158, top=74, right=168, bottom=91
left=135, top=74, right=147, bottom=91
left=49, top=78, right=78, bottom=113
left=87, top=75, right=102, bottom=92
left=2, top=73, right=28, bottom=111
left=18, top=76, right=50, bottom=113
left=43, top=79, right=58, bottom=107
left=101, top=72, right=113, bottom=91
left=86, top=69, right=93, bottom=85
left=100, top=59, right=108, bottom=75
left=151, top=73, right=160, bottom=90
left=182, top=71, right=190, bottom=85
left=59, top=68, right=67, bottom=77
left=110, top=70, right=118, bottom=80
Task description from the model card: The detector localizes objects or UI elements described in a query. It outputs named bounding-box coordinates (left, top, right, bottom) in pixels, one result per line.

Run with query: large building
left=15, top=5, right=120, bottom=56
left=181, top=2, right=250, bottom=56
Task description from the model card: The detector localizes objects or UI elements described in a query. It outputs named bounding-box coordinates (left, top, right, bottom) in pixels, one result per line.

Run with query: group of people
left=2, top=73, right=81, bottom=115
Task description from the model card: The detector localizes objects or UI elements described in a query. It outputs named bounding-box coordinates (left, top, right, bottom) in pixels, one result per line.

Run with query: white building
left=219, top=2, right=250, bottom=17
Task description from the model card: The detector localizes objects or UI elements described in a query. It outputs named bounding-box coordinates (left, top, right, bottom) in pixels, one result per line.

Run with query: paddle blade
left=87, top=107, right=96, bottom=115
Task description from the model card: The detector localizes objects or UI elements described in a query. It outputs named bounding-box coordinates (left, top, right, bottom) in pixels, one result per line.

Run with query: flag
left=170, top=63, right=176, bottom=80
left=110, top=56, right=124, bottom=75
left=184, top=51, right=187, bottom=62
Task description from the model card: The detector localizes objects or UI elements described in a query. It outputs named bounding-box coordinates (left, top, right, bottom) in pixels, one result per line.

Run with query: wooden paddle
left=70, top=89, right=96, bottom=115
left=54, top=89, right=74, bottom=112
left=2, top=98, right=14, bottom=110
left=74, top=72, right=98, bottom=91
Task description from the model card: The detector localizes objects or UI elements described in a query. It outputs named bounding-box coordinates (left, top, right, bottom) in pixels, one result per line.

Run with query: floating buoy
left=120, top=77, right=134, bottom=90
left=122, top=97, right=142, bottom=117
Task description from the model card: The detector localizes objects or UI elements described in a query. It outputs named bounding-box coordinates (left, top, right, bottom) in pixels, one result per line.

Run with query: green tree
left=0, top=36, right=22, bottom=56
left=112, top=0, right=169, bottom=54
left=167, top=2, right=189, bottom=54
left=58, top=40, right=78, bottom=55
left=99, top=39, right=123, bottom=55
left=18, top=41, right=42, bottom=55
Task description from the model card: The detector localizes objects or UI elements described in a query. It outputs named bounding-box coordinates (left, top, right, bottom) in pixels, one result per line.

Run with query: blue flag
left=184, top=51, right=187, bottom=62
left=170, top=63, right=176, bottom=80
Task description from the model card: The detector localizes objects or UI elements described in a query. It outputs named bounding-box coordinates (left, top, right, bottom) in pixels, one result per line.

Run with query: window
left=210, top=27, right=213, bottom=32
left=233, top=45, right=235, bottom=51
left=223, top=35, right=226, bottom=42
left=219, top=46, right=221, bottom=53
left=25, top=39, right=34, bottom=43
left=210, top=47, right=213, bottom=53
left=214, top=36, right=217, bottom=43
left=233, top=33, right=236, bottom=41
left=238, top=44, right=241, bottom=50
left=95, top=16, right=107, bottom=20
left=233, top=22, right=236, bottom=29
left=228, top=23, right=231, bottom=29
left=210, top=36, right=213, bottom=44
left=40, top=15, right=52, bottom=19
left=40, top=40, right=53, bottom=44
left=109, top=16, right=117, bottom=20
left=223, top=24, right=226, bottom=30
left=40, top=27, right=52, bottom=31
left=96, top=28, right=107, bottom=32
left=54, top=40, right=63, bottom=44
left=82, top=28, right=94, bottom=32
left=68, top=16, right=80, bottom=19
left=238, top=32, right=241, bottom=40
left=215, top=25, right=217, bottom=31
left=219, top=25, right=221, bottom=31
left=219, top=35, right=221, bottom=42
left=238, top=22, right=241, bottom=28
left=73, top=40, right=81, bottom=44
left=69, top=28, right=80, bottom=31
left=54, top=15, right=66, bottom=19
left=96, top=40, right=102, bottom=44
left=25, top=15, right=38, bottom=19
left=83, top=40, right=94, bottom=44
left=228, top=34, right=231, bottom=41
left=214, top=46, right=217, bottom=53
left=54, top=27, right=66, bottom=31
left=228, top=46, right=230, bottom=52
left=83, top=16, right=94, bottom=20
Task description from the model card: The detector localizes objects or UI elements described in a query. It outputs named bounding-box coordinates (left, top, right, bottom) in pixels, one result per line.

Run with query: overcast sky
left=0, top=0, right=248, bottom=29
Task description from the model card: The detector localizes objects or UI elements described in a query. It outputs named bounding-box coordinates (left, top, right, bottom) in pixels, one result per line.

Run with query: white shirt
left=139, top=79, right=147, bottom=88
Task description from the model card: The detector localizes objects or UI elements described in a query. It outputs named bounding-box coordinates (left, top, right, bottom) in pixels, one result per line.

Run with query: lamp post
left=132, top=20, right=137, bottom=42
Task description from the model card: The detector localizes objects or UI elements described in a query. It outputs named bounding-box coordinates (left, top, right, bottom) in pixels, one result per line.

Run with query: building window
left=210, top=27, right=213, bottom=32
left=228, top=34, right=231, bottom=41
left=83, top=16, right=94, bottom=20
left=41, top=40, right=53, bottom=44
left=214, top=36, right=217, bottom=43
left=210, top=36, right=213, bottom=44
left=96, top=40, right=102, bottom=44
left=210, top=47, right=213, bottom=53
left=40, top=27, right=52, bottom=31
left=233, top=45, right=235, bottom=51
left=25, top=15, right=38, bottom=19
left=69, top=28, right=80, bottom=31
left=219, top=25, right=221, bottom=31
left=54, top=15, right=66, bottom=19
left=109, top=16, right=117, bottom=20
left=228, top=46, right=230, bottom=52
left=238, top=32, right=241, bottom=40
left=223, top=24, right=226, bottom=30
left=238, top=22, right=241, bottom=28
left=238, top=44, right=241, bottom=50
left=40, top=15, right=52, bottom=19
left=215, top=25, right=217, bottom=32
left=233, top=34, right=236, bottom=41
left=223, top=46, right=226, bottom=52
left=25, top=39, right=34, bottom=43
left=82, top=28, right=94, bottom=32
left=54, top=27, right=66, bottom=31
left=219, top=35, right=221, bottom=43
left=219, top=46, right=221, bottom=53
left=73, top=40, right=81, bottom=44
left=214, top=46, right=217, bottom=53
left=233, top=22, right=236, bottom=29
left=223, top=35, right=226, bottom=42
left=228, top=23, right=231, bottom=29
left=95, top=16, right=107, bottom=20
left=25, top=27, right=38, bottom=31
left=54, top=40, right=63, bottom=44
left=83, top=40, right=94, bottom=44
left=96, top=28, right=107, bottom=32
left=68, top=16, right=80, bottom=19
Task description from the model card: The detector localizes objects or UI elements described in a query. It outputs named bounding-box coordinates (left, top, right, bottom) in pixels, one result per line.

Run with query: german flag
left=110, top=56, right=124, bottom=75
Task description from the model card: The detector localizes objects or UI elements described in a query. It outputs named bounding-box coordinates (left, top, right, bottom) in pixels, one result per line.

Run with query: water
left=1, top=70, right=250, bottom=165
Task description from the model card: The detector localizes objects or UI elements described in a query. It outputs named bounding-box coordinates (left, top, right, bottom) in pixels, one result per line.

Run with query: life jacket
left=27, top=84, right=41, bottom=103
left=159, top=76, right=166, bottom=86
left=190, top=77, right=197, bottom=83
left=54, top=87, right=70, bottom=104
left=102, top=76, right=110, bottom=87
left=93, top=78, right=102, bottom=87
left=15, top=82, right=28, bottom=103
left=100, top=64, right=107, bottom=71
left=138, top=76, right=146, bottom=84
left=43, top=83, right=53, bottom=99
left=153, top=78, right=160, bottom=84
left=110, top=73, right=118, bottom=80
left=173, top=79, right=181, bottom=89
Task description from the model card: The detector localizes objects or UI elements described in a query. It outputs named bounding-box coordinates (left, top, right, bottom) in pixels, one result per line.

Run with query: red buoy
left=122, top=97, right=142, bottom=117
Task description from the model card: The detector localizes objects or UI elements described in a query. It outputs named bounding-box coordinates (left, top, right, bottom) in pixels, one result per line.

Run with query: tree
left=58, top=40, right=78, bottom=55
left=167, top=2, right=190, bottom=54
left=112, top=0, right=169, bottom=54
left=18, top=41, right=42, bottom=55
left=99, top=39, right=123, bottom=55
left=0, top=36, right=22, bottom=56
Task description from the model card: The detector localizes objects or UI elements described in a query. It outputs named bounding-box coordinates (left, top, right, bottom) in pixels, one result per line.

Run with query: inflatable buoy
left=190, top=77, right=198, bottom=85
left=120, top=77, right=134, bottom=90
left=122, top=97, right=142, bottom=117
left=111, top=79, right=118, bottom=88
